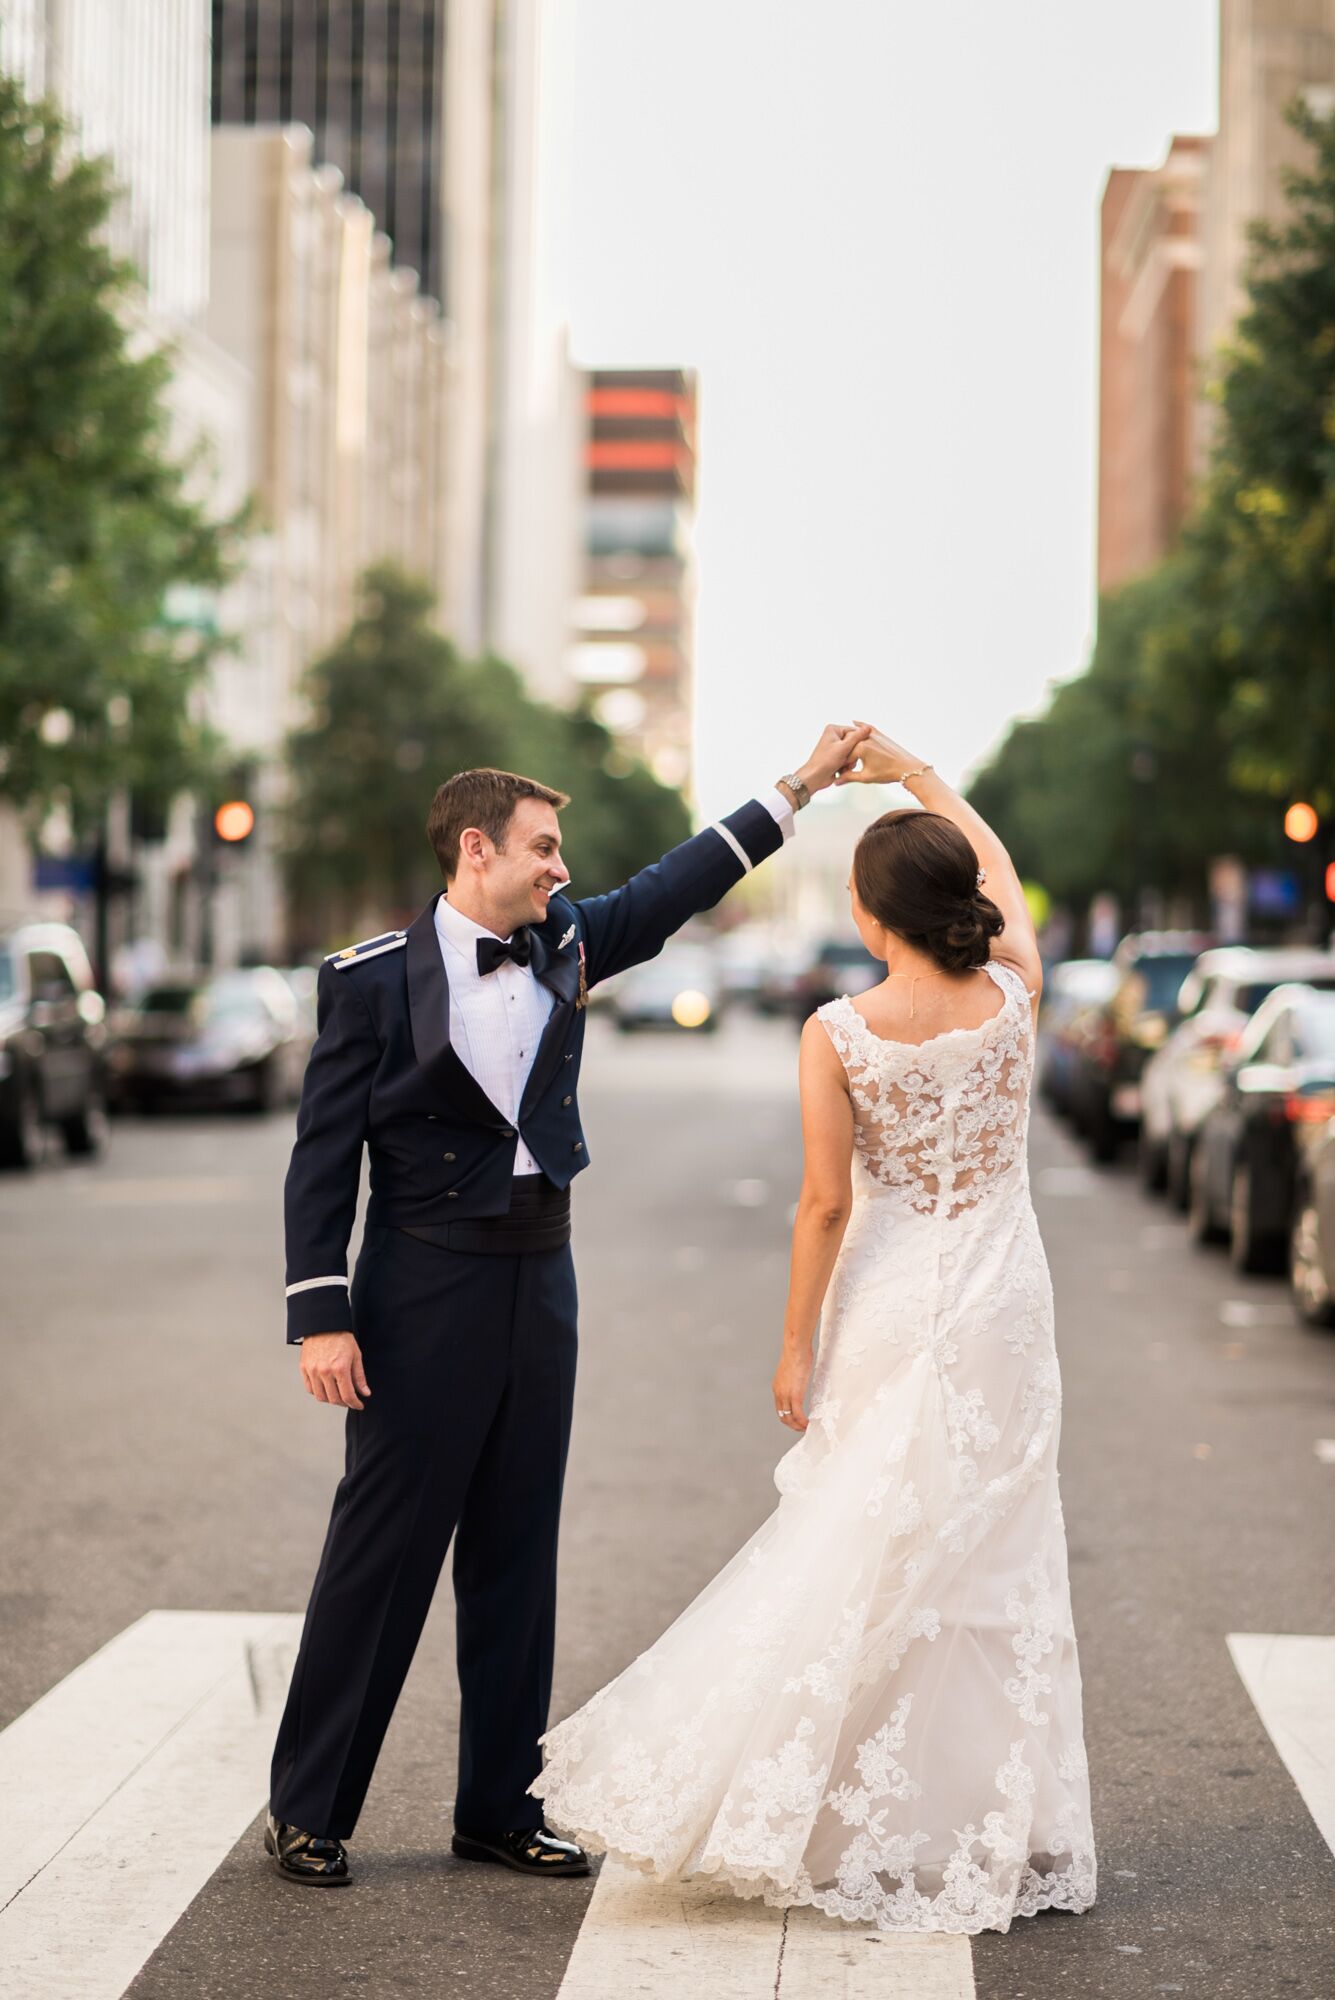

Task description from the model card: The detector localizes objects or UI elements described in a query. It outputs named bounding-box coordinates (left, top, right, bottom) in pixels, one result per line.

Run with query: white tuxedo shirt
left=434, top=788, right=795, bottom=1177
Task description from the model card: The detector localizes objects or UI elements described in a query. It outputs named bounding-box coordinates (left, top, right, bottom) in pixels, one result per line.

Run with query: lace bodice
left=817, top=960, right=1034, bottom=1220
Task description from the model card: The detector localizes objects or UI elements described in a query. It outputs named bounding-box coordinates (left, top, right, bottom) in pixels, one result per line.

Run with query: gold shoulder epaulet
left=325, top=930, right=407, bottom=969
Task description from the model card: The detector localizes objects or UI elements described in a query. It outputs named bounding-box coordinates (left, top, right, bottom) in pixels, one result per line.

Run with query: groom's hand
left=791, top=722, right=873, bottom=798
left=300, top=1331, right=372, bottom=1411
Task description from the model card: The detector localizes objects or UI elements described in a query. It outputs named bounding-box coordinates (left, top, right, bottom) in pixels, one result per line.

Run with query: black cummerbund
left=396, top=1174, right=571, bottom=1255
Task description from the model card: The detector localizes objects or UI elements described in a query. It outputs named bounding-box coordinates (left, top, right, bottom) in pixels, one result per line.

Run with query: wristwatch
left=776, top=772, right=811, bottom=810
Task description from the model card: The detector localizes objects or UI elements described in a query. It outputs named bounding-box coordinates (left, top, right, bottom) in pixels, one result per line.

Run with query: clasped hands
left=792, top=722, right=929, bottom=796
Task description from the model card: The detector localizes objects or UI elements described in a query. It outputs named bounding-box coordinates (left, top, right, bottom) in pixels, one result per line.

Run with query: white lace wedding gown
left=530, top=958, right=1097, bottom=1934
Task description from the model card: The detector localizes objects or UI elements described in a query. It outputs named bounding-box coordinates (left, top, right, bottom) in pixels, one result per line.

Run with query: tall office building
left=211, top=1, right=448, bottom=306
left=1096, top=137, right=1208, bottom=593
left=569, top=369, right=699, bottom=795
left=1, top=0, right=209, bottom=322
left=211, top=1, right=579, bottom=686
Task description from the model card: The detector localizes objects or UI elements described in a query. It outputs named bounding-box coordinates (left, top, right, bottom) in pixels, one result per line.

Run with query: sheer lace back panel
left=817, top=960, right=1034, bottom=1220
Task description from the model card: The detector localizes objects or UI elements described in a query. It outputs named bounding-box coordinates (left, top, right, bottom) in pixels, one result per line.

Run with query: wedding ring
left=778, top=1408, right=792, bottom=1417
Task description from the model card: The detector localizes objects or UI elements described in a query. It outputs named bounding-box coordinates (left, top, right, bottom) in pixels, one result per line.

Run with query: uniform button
left=562, top=1095, right=572, bottom=1107
left=446, top=1190, right=460, bottom=1200
left=572, top=1141, right=584, bottom=1153
left=501, top=1126, right=516, bottom=1139
left=442, top=1151, right=456, bottom=1162
left=427, top=1114, right=439, bottom=1122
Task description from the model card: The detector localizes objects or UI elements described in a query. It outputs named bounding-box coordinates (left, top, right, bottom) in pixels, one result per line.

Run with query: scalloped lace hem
left=540, top=1813, right=1097, bottom=1937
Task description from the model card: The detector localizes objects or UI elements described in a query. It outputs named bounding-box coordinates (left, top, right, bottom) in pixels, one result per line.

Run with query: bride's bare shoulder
left=800, top=1006, right=853, bottom=1081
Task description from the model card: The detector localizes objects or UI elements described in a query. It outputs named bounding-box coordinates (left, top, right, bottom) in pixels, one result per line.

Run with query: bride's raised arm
left=837, top=725, right=1043, bottom=1001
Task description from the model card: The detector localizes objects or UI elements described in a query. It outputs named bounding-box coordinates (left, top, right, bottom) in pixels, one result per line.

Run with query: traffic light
left=210, top=766, right=258, bottom=847
left=213, top=799, right=256, bottom=844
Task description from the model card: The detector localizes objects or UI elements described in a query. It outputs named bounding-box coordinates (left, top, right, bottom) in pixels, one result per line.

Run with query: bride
left=529, top=726, right=1098, bottom=1936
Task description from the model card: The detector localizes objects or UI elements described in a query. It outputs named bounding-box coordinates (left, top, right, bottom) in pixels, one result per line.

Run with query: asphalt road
left=2, top=1009, right=1333, bottom=1999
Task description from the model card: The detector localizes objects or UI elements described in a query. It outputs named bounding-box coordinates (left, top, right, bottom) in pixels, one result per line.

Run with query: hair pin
left=976, top=867, right=987, bottom=887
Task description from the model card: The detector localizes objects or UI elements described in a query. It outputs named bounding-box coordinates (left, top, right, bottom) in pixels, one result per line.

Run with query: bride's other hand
left=772, top=1350, right=811, bottom=1433
left=834, top=724, right=926, bottom=786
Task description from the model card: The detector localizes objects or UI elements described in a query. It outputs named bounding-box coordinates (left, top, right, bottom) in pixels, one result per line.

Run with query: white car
left=1139, top=946, right=1335, bottom=1205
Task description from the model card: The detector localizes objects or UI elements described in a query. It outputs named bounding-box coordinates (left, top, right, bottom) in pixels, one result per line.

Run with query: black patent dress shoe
left=451, top=1824, right=590, bottom=1876
left=264, top=1810, right=350, bottom=1885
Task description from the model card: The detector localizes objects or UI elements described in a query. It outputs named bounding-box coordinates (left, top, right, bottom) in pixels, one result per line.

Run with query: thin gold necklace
left=885, top=968, right=948, bottom=1020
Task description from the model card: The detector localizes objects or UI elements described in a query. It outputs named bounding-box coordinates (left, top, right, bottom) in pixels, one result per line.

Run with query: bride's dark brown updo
left=852, top=810, right=1005, bottom=973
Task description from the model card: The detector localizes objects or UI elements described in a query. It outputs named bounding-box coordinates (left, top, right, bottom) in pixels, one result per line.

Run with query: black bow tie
left=476, top=930, right=532, bottom=977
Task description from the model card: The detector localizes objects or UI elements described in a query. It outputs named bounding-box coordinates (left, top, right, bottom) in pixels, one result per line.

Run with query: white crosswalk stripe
left=1227, top=1633, right=1335, bottom=1858
left=0, top=1610, right=302, bottom=2000
left=555, top=1858, right=976, bottom=1999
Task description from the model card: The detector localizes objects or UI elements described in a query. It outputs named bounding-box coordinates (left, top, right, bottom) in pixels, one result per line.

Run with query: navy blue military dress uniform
left=270, top=796, right=791, bottom=1844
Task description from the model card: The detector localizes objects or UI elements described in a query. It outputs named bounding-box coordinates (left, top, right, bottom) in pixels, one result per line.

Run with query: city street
left=2, top=1010, right=1333, bottom=2000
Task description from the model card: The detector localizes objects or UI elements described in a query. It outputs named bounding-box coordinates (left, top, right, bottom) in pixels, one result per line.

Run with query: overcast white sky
left=542, top=0, right=1219, bottom=819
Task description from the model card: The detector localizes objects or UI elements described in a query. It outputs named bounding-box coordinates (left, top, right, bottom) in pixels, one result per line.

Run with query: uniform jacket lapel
left=519, top=927, right=580, bottom=1120
left=405, top=895, right=510, bottom=1128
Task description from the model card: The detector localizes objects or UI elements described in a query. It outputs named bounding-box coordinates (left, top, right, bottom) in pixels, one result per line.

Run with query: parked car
left=1066, top=932, right=1212, bottom=1161
left=794, top=936, right=884, bottom=1019
left=754, top=939, right=818, bottom=1018
left=1289, top=1111, right=1335, bottom=1327
left=715, top=928, right=775, bottom=1008
left=1187, top=985, right=1335, bottom=1273
left=108, top=966, right=311, bottom=1112
left=1037, top=958, right=1120, bottom=1118
left=0, top=922, right=108, bottom=1167
left=608, top=941, right=723, bottom=1033
left=1139, top=946, right=1335, bottom=1204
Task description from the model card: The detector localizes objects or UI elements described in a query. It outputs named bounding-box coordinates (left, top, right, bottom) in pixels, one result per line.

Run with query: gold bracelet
left=899, top=763, right=934, bottom=785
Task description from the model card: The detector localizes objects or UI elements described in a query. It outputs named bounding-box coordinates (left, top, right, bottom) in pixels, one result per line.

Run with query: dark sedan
left=1289, top=1112, right=1335, bottom=1328
left=0, top=922, right=108, bottom=1166
left=1188, top=984, right=1335, bottom=1274
left=1037, top=958, right=1120, bottom=1119
left=1067, top=932, right=1212, bottom=1162
left=108, top=967, right=311, bottom=1113
left=794, top=937, right=884, bottom=1020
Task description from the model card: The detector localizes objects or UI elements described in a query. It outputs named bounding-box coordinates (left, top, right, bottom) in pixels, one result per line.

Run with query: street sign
left=33, top=854, right=98, bottom=893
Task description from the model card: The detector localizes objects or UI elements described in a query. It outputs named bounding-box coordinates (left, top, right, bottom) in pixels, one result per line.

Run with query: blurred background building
left=569, top=369, right=699, bottom=796
left=1097, top=0, right=1335, bottom=589
left=1097, top=136, right=1208, bottom=595
left=0, top=0, right=587, bottom=969
left=209, top=0, right=581, bottom=687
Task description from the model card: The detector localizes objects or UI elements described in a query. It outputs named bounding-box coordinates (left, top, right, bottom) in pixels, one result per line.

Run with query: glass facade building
left=210, top=1, right=450, bottom=304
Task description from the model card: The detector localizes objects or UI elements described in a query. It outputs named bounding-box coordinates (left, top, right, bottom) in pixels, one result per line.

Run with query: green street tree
left=1196, top=98, right=1335, bottom=819
left=283, top=565, right=690, bottom=948
left=0, top=73, right=236, bottom=845
left=969, top=99, right=1335, bottom=927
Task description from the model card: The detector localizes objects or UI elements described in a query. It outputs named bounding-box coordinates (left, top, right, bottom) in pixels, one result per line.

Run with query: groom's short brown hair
left=427, top=768, right=570, bottom=881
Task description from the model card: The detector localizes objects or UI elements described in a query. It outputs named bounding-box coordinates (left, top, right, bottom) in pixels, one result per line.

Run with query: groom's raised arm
left=575, top=724, right=870, bottom=988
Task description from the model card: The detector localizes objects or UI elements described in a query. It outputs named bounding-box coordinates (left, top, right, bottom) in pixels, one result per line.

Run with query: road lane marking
left=555, top=1857, right=975, bottom=1998
left=0, top=1609, right=302, bottom=2000
left=1227, top=1633, right=1335, bottom=1857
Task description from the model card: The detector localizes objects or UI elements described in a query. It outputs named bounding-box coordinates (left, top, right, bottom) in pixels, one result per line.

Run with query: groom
left=265, top=725, right=868, bottom=1886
